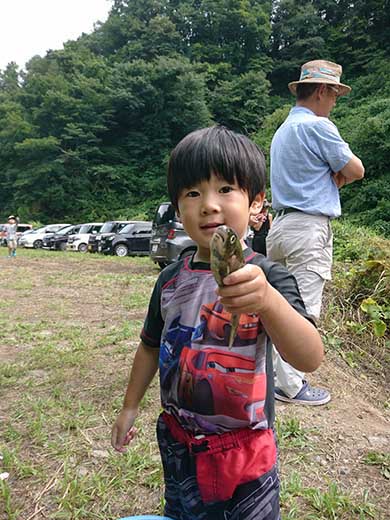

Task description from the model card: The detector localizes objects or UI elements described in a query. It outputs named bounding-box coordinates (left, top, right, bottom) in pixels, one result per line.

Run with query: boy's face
left=177, top=172, right=264, bottom=262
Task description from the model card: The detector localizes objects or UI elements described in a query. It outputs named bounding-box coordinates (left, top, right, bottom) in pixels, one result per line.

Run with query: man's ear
left=317, top=84, right=327, bottom=98
left=250, top=193, right=266, bottom=215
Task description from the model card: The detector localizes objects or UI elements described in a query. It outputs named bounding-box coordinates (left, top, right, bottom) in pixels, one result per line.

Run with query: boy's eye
left=185, top=190, right=200, bottom=198
left=220, top=185, right=234, bottom=193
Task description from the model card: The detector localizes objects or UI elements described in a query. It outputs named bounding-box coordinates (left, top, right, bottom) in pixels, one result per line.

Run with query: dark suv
left=149, top=202, right=196, bottom=268
left=88, top=221, right=133, bottom=253
left=42, top=224, right=82, bottom=251
left=99, top=221, right=152, bottom=257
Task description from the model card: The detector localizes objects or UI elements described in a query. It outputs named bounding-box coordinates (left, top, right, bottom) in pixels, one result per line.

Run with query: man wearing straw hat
left=267, top=60, right=364, bottom=405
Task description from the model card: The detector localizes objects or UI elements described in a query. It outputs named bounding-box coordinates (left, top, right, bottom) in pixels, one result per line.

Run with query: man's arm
left=334, top=154, right=365, bottom=188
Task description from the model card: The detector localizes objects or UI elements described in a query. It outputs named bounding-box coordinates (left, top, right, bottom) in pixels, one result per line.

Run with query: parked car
left=42, top=224, right=82, bottom=251
left=18, top=224, right=71, bottom=248
left=99, top=221, right=152, bottom=257
left=67, top=223, right=103, bottom=253
left=88, top=221, right=134, bottom=253
left=149, top=202, right=196, bottom=268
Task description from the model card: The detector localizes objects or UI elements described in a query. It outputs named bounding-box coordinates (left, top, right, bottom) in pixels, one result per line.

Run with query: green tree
left=210, top=70, right=270, bottom=133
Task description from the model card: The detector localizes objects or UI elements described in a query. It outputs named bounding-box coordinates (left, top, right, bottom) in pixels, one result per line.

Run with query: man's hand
left=333, top=171, right=347, bottom=188
left=217, top=264, right=270, bottom=315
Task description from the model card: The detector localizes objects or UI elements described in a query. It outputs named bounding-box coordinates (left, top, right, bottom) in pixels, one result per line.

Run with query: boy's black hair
left=167, top=126, right=266, bottom=210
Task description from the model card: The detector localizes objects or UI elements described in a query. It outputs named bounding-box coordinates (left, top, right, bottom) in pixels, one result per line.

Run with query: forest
left=0, top=0, right=389, bottom=236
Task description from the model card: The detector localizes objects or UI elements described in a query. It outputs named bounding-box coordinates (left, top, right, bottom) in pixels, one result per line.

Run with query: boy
left=4, top=215, right=19, bottom=257
left=111, top=126, right=324, bottom=519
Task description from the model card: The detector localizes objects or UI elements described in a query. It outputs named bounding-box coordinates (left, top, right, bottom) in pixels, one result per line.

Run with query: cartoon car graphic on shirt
left=178, top=346, right=266, bottom=421
left=160, top=315, right=195, bottom=390
left=199, top=300, right=260, bottom=345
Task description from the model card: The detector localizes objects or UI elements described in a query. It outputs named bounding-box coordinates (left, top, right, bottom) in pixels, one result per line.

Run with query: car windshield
left=100, top=222, right=116, bottom=233
left=154, top=204, right=177, bottom=226
left=79, top=224, right=92, bottom=234
left=31, top=227, right=46, bottom=234
left=119, top=224, right=135, bottom=234
left=57, top=225, right=74, bottom=235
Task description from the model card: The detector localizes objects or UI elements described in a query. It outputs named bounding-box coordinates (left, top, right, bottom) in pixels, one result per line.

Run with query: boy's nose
left=201, top=195, right=220, bottom=214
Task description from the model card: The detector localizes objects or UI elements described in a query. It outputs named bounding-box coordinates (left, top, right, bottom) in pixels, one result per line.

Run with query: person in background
left=267, top=59, right=364, bottom=406
left=4, top=215, right=19, bottom=258
left=249, top=199, right=273, bottom=256
left=111, top=125, right=324, bottom=519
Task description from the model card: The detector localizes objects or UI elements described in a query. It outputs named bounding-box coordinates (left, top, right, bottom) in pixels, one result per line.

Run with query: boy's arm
left=111, top=341, right=159, bottom=452
left=218, top=265, right=324, bottom=372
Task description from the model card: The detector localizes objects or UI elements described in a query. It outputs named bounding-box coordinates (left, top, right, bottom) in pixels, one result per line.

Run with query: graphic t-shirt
left=141, top=248, right=311, bottom=435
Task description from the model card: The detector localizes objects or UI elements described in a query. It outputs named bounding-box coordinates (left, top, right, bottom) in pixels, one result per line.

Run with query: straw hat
left=288, top=60, right=351, bottom=96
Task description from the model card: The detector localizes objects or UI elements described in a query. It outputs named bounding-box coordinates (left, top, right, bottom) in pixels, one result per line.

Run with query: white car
left=66, top=223, right=103, bottom=253
left=19, top=224, right=71, bottom=249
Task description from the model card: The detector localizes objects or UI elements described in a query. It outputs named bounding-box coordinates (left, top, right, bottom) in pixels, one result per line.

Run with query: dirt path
left=0, top=252, right=389, bottom=519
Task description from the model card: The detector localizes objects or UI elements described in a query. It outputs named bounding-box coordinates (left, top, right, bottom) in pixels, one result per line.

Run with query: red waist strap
left=162, top=411, right=274, bottom=455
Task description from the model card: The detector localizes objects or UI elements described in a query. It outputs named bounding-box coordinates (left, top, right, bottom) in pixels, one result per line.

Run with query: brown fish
left=210, top=225, right=245, bottom=348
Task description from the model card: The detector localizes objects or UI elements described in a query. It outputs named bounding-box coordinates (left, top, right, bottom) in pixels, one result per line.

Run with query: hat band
left=300, top=67, right=340, bottom=84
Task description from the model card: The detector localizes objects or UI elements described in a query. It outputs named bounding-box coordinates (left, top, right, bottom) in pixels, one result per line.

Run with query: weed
left=281, top=473, right=376, bottom=519
left=276, top=417, right=310, bottom=449
left=0, top=479, right=21, bottom=519
left=363, top=451, right=390, bottom=479
left=305, top=482, right=376, bottom=519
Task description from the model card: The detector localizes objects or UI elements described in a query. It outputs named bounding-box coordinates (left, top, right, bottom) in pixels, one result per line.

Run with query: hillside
left=0, top=0, right=389, bottom=234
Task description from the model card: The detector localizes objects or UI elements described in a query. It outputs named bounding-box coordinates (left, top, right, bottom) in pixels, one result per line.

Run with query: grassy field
left=0, top=248, right=389, bottom=519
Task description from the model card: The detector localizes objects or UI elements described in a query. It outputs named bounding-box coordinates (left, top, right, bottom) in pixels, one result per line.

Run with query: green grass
left=0, top=249, right=387, bottom=518
left=363, top=451, right=390, bottom=480
left=281, top=473, right=376, bottom=519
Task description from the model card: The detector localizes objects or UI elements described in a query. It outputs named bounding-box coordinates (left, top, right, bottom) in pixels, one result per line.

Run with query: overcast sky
left=0, top=0, right=112, bottom=71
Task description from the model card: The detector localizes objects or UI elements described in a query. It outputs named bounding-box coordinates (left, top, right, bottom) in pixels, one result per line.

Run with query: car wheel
left=158, top=261, right=168, bottom=269
left=33, top=239, right=43, bottom=249
left=115, top=244, right=129, bottom=257
left=192, top=380, right=214, bottom=415
left=59, top=242, right=67, bottom=251
left=78, top=243, right=88, bottom=253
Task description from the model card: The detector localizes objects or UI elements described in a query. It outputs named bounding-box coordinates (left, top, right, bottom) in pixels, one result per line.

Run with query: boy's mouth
left=200, top=222, right=223, bottom=230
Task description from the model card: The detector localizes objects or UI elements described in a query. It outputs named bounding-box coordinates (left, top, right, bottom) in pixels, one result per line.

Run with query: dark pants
left=157, top=413, right=280, bottom=520
left=252, top=232, right=268, bottom=256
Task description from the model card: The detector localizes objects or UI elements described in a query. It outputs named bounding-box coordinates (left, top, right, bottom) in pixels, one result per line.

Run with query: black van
left=149, top=203, right=196, bottom=269
left=88, top=221, right=133, bottom=253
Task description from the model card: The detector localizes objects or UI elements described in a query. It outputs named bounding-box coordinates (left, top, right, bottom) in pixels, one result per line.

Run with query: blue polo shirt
left=270, top=106, right=353, bottom=218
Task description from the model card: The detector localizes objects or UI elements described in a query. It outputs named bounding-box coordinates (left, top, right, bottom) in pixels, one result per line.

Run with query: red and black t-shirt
left=141, top=248, right=311, bottom=435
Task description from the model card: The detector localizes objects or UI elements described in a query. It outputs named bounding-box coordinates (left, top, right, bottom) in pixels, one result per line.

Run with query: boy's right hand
left=111, top=408, right=138, bottom=453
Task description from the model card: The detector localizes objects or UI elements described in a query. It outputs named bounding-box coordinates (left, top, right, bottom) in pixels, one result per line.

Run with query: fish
left=210, top=225, right=245, bottom=348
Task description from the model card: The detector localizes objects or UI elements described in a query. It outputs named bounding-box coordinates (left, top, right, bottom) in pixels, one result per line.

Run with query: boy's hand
left=217, top=264, right=270, bottom=314
left=111, top=408, right=138, bottom=453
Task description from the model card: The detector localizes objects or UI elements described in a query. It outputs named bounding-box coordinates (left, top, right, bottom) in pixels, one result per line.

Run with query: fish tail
left=229, top=314, right=240, bottom=349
